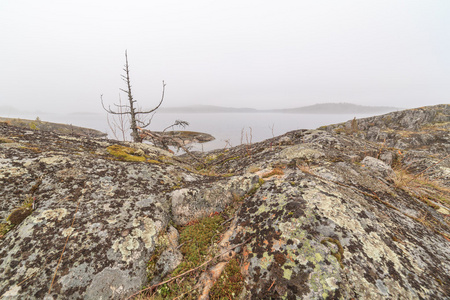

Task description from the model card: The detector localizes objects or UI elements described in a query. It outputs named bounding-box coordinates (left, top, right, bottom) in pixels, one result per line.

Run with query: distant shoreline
left=1, top=102, right=401, bottom=116
left=159, top=103, right=400, bottom=114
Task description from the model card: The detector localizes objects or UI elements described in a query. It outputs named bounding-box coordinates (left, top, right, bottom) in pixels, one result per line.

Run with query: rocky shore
left=0, top=104, right=449, bottom=299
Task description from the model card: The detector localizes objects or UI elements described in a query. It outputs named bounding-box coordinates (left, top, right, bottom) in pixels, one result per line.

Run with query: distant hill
left=271, top=103, right=399, bottom=114
left=1, top=103, right=400, bottom=115
left=160, top=103, right=399, bottom=114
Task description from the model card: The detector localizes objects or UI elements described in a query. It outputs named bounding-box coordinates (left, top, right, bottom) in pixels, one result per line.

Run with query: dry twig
left=125, top=236, right=252, bottom=300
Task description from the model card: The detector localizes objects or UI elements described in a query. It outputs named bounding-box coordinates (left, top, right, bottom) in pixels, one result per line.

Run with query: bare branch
left=113, top=103, right=130, bottom=109
left=101, top=51, right=166, bottom=142
left=163, top=120, right=190, bottom=132
left=101, top=95, right=129, bottom=115
left=134, top=81, right=166, bottom=115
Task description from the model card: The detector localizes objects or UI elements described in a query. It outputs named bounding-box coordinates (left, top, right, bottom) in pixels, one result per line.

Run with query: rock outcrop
left=0, top=104, right=449, bottom=299
left=0, top=117, right=107, bottom=138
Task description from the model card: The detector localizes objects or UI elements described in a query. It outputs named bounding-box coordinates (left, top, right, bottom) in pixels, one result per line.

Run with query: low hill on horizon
left=271, top=102, right=400, bottom=114
left=160, top=102, right=399, bottom=114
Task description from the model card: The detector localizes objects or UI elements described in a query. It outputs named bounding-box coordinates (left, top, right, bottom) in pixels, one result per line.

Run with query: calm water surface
left=5, top=112, right=373, bottom=151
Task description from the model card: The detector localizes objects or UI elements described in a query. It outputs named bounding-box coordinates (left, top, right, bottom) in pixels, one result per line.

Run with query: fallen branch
left=125, top=236, right=252, bottom=300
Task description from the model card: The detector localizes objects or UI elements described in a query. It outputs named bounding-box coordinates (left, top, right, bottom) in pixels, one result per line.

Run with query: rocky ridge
left=0, top=104, right=449, bottom=299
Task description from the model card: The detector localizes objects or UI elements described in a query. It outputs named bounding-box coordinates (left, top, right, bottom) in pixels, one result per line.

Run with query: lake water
left=4, top=112, right=374, bottom=151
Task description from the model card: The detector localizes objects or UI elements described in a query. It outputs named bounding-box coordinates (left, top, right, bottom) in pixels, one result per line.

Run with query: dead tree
left=101, top=50, right=165, bottom=142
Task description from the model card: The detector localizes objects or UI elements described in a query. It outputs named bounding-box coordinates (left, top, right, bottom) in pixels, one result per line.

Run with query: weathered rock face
left=0, top=117, right=107, bottom=138
left=1, top=104, right=449, bottom=299
left=321, top=104, right=450, bottom=185
left=0, top=126, right=179, bottom=298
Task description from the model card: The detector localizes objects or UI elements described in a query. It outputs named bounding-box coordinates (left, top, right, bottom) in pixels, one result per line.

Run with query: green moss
left=205, top=153, right=224, bottom=163
left=247, top=183, right=261, bottom=197
left=147, top=159, right=161, bottom=164
left=0, top=223, right=14, bottom=238
left=149, top=214, right=225, bottom=299
left=106, top=145, right=146, bottom=162
left=220, top=173, right=234, bottom=177
left=171, top=183, right=182, bottom=190
left=29, top=121, right=39, bottom=130
left=222, top=156, right=240, bottom=163
left=209, top=258, right=245, bottom=299
left=174, top=214, right=224, bottom=274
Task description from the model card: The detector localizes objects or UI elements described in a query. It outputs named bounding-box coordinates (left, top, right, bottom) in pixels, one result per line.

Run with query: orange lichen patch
left=242, top=261, right=250, bottom=273
left=286, top=252, right=296, bottom=263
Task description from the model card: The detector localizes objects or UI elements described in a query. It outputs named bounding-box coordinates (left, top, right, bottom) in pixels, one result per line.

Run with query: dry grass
left=262, top=167, right=284, bottom=178
left=392, top=167, right=450, bottom=212
left=298, top=164, right=313, bottom=175
left=0, top=136, right=14, bottom=143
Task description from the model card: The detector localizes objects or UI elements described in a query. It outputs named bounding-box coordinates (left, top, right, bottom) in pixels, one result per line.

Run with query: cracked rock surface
left=1, top=104, right=449, bottom=299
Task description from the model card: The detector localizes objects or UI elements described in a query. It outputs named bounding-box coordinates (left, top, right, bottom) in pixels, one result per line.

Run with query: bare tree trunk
left=122, top=51, right=140, bottom=142
left=101, top=50, right=166, bottom=143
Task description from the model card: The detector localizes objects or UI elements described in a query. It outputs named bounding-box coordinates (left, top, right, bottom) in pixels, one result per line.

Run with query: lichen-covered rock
left=361, top=156, right=395, bottom=178
left=229, top=165, right=449, bottom=299
left=171, top=175, right=258, bottom=225
left=1, top=105, right=449, bottom=299
left=0, top=124, right=181, bottom=299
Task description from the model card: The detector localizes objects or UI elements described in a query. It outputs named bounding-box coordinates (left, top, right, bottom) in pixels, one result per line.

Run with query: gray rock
left=1, top=104, right=449, bottom=299
left=150, top=249, right=183, bottom=286
left=361, top=156, right=395, bottom=178
left=171, top=175, right=257, bottom=225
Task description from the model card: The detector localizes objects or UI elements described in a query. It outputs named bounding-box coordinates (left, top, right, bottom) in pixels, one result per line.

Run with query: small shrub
left=350, top=117, right=358, bottom=133
left=29, top=121, right=39, bottom=130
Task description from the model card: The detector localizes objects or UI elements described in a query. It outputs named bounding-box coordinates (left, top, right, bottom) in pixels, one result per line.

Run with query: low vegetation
left=135, top=183, right=261, bottom=299
left=139, top=213, right=225, bottom=299
left=393, top=166, right=450, bottom=215
left=1, top=195, right=35, bottom=239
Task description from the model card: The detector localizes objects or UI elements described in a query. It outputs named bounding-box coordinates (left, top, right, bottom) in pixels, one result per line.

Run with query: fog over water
left=1, top=0, right=449, bottom=116
left=3, top=111, right=375, bottom=151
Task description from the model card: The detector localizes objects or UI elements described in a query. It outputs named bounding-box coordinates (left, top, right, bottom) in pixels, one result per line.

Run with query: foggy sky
left=1, top=0, right=449, bottom=114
